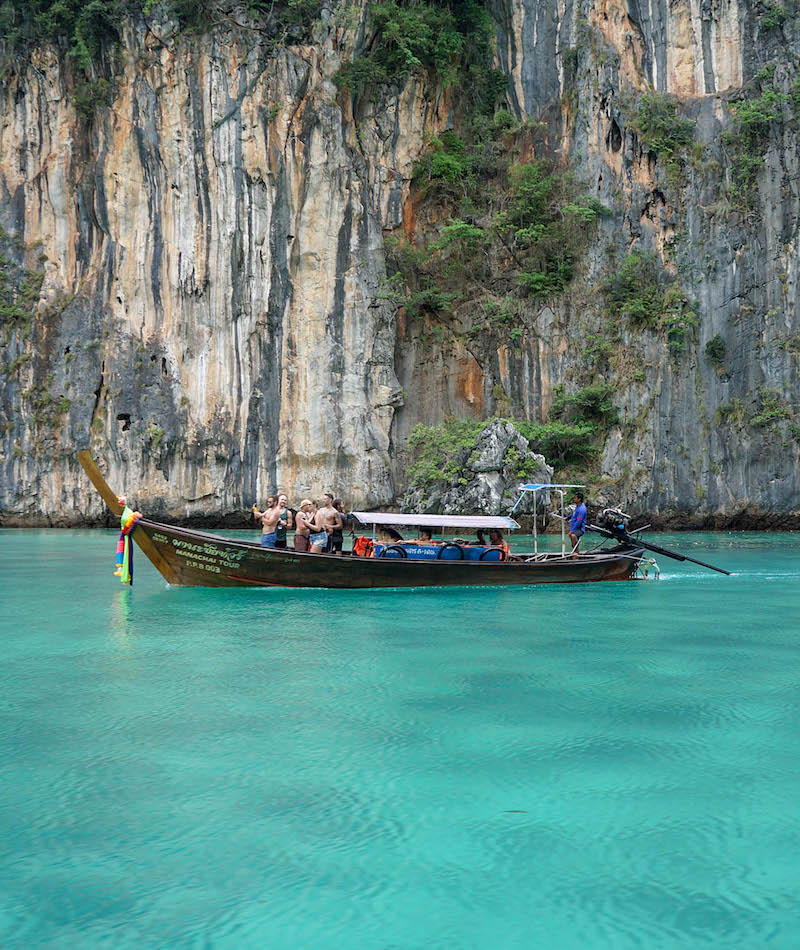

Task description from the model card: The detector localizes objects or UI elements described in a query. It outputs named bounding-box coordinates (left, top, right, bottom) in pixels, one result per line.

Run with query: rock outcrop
left=1, top=0, right=798, bottom=526
left=402, top=420, right=553, bottom=516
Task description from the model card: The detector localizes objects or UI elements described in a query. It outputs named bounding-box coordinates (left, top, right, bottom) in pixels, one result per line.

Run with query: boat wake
left=658, top=569, right=799, bottom=581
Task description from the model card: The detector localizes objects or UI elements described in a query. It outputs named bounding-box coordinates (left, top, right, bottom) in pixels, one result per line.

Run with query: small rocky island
left=402, top=420, right=553, bottom=517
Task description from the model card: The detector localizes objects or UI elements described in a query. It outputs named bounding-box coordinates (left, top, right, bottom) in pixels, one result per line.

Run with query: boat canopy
left=350, top=512, right=520, bottom=530
left=517, top=483, right=585, bottom=491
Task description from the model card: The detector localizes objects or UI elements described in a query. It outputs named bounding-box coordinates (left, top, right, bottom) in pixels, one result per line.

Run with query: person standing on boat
left=311, top=493, right=341, bottom=554
left=294, top=500, right=314, bottom=552
left=327, top=499, right=346, bottom=555
left=252, top=496, right=281, bottom=547
left=275, top=493, right=293, bottom=550
left=569, top=491, right=588, bottom=555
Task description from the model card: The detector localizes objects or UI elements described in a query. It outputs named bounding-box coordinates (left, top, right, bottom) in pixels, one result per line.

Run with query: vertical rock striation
left=1, top=0, right=798, bottom=526
left=394, top=0, right=799, bottom=526
left=1, top=12, right=417, bottom=523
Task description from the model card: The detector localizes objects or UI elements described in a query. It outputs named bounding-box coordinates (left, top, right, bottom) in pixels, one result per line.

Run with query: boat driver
left=569, top=491, right=588, bottom=555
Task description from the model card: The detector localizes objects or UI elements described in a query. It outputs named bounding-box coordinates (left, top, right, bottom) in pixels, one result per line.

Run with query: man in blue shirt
left=569, top=491, right=588, bottom=555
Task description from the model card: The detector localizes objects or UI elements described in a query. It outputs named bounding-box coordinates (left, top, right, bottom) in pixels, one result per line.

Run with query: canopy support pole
left=559, top=490, right=566, bottom=556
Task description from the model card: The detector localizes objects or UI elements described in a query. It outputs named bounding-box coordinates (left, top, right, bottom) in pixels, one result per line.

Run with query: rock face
left=402, top=420, right=553, bottom=516
left=392, top=0, right=800, bottom=527
left=0, top=14, right=412, bottom=524
left=1, top=0, right=799, bottom=526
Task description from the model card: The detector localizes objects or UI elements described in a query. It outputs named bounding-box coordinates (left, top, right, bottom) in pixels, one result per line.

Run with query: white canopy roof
left=350, top=512, right=520, bottom=530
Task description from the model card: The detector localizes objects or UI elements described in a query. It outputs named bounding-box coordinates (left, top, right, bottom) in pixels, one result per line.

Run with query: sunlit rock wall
left=1, top=0, right=798, bottom=526
left=0, top=11, right=430, bottom=523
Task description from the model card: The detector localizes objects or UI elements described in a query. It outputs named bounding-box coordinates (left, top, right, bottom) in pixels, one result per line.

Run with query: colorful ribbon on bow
left=114, top=497, right=143, bottom=585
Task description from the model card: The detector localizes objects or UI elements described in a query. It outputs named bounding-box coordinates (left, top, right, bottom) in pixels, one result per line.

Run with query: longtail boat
left=77, top=452, right=729, bottom=588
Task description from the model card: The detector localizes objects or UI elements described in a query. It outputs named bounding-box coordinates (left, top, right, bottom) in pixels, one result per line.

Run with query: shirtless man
left=310, top=492, right=343, bottom=554
left=252, top=496, right=282, bottom=547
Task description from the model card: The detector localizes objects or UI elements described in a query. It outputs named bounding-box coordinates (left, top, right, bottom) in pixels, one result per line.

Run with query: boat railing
left=510, top=483, right=586, bottom=556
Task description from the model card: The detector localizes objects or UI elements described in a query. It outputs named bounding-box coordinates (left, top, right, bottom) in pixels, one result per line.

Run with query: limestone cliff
left=0, top=0, right=798, bottom=526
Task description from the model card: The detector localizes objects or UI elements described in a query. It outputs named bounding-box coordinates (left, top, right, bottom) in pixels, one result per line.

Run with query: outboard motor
left=595, top=507, right=632, bottom=532
left=586, top=507, right=731, bottom=574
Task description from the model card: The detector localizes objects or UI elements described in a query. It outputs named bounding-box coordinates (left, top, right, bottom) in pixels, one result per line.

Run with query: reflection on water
left=0, top=530, right=798, bottom=950
left=111, top=588, right=133, bottom=646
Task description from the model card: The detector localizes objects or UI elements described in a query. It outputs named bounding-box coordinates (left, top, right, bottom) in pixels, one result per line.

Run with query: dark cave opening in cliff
left=608, top=119, right=622, bottom=153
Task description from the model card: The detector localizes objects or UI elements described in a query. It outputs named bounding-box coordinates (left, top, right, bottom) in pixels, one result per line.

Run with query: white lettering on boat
left=170, top=538, right=246, bottom=561
left=185, top=560, right=221, bottom=573
left=167, top=537, right=251, bottom=575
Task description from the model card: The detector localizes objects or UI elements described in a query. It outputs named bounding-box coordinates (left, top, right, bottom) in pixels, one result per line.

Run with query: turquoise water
left=1, top=529, right=799, bottom=949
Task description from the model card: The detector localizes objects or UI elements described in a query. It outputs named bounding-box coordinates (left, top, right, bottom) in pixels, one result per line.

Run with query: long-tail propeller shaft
left=587, top=522, right=731, bottom=575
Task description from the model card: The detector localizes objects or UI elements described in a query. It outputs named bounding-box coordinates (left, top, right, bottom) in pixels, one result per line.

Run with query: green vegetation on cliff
left=551, top=383, right=618, bottom=428
left=715, top=388, right=796, bottom=436
left=722, top=63, right=800, bottom=209
left=601, top=252, right=696, bottom=354
left=0, top=230, right=45, bottom=345
left=385, top=142, right=607, bottom=334
left=334, top=0, right=496, bottom=95
left=2, top=0, right=502, bottom=96
left=0, top=0, right=322, bottom=69
left=704, top=334, right=726, bottom=365
left=749, top=387, right=792, bottom=430
left=629, top=92, right=695, bottom=187
left=501, top=160, right=608, bottom=297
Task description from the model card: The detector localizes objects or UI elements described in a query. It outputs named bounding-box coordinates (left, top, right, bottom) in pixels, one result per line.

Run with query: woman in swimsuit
left=307, top=501, right=329, bottom=554
left=488, top=529, right=510, bottom=557
left=294, top=499, right=313, bottom=552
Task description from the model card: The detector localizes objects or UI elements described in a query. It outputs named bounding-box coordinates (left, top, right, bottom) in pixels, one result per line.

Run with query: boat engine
left=594, top=507, right=632, bottom=532
left=586, top=506, right=732, bottom=575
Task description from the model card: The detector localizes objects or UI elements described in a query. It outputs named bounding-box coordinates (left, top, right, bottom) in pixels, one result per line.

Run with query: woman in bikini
left=308, top=495, right=339, bottom=554
left=294, top=499, right=314, bottom=552
left=488, top=529, right=511, bottom=558
left=307, top=501, right=329, bottom=554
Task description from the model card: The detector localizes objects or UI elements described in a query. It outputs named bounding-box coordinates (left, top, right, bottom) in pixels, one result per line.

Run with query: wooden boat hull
left=133, top=520, right=643, bottom=588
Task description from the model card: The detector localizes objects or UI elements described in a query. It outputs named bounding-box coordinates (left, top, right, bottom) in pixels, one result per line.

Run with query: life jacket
left=353, top=536, right=374, bottom=558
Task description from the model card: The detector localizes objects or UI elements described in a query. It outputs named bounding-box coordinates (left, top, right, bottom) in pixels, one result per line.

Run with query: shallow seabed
left=1, top=530, right=799, bottom=950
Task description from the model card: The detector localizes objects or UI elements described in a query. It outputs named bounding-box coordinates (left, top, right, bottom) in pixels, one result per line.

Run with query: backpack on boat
left=353, top=536, right=374, bottom=558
